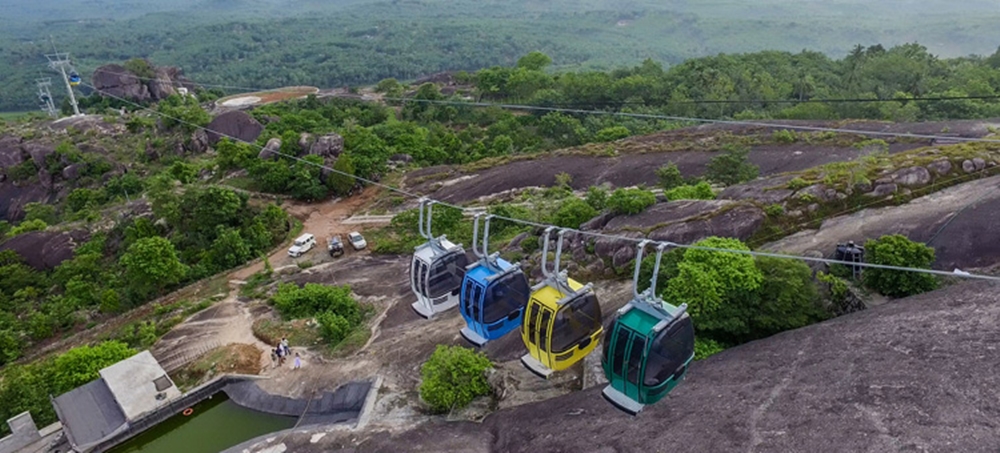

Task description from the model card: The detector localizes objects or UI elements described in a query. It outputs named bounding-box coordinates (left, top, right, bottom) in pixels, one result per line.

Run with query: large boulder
left=62, top=163, right=86, bottom=181
left=23, top=143, right=54, bottom=169
left=205, top=111, right=264, bottom=145
left=889, top=166, right=932, bottom=187
left=186, top=130, right=209, bottom=154
left=259, top=138, right=282, bottom=160
left=93, top=64, right=151, bottom=103
left=0, top=230, right=90, bottom=271
left=308, top=133, right=344, bottom=159
left=148, top=66, right=178, bottom=100
left=0, top=136, right=25, bottom=169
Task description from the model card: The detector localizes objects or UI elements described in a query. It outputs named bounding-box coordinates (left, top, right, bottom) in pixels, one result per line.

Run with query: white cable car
left=410, top=198, right=469, bottom=319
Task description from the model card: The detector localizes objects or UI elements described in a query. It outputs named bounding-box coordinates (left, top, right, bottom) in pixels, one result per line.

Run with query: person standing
left=276, top=343, right=285, bottom=365
left=281, top=337, right=290, bottom=356
left=293, top=353, right=301, bottom=370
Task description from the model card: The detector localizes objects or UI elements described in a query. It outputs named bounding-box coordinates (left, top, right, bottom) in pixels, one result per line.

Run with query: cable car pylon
left=409, top=198, right=468, bottom=319
left=601, top=240, right=695, bottom=415
left=459, top=213, right=530, bottom=347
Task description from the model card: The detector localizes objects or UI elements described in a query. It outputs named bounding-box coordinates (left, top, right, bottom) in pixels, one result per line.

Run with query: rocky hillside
left=92, top=59, right=197, bottom=103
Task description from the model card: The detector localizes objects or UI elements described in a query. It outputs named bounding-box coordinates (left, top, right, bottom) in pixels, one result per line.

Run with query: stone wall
left=0, top=412, right=41, bottom=453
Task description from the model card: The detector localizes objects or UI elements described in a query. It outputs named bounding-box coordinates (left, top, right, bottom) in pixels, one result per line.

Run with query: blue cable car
left=68, top=71, right=81, bottom=86
left=410, top=199, right=468, bottom=319
left=602, top=240, right=695, bottom=415
left=459, top=214, right=530, bottom=347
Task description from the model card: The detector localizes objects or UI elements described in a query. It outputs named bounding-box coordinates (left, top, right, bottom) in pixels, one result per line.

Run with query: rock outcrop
left=92, top=60, right=193, bottom=104
left=0, top=230, right=90, bottom=271
left=205, top=111, right=264, bottom=145
left=259, top=138, right=282, bottom=160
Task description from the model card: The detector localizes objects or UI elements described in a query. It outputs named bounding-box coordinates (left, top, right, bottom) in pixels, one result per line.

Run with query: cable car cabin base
left=460, top=327, right=489, bottom=347
left=602, top=385, right=644, bottom=415
left=520, top=353, right=555, bottom=379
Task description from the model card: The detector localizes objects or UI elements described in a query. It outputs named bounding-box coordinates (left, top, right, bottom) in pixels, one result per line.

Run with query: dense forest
left=4, top=0, right=1000, bottom=112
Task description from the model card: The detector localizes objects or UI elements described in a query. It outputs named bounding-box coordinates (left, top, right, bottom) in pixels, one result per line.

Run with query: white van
left=288, top=233, right=316, bottom=258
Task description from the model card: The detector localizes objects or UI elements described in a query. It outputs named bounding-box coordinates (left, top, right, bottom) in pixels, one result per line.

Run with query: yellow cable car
left=521, top=227, right=603, bottom=379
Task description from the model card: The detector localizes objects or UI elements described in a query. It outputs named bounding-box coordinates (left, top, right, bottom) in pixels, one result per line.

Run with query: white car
left=348, top=232, right=367, bottom=250
left=288, top=233, right=316, bottom=257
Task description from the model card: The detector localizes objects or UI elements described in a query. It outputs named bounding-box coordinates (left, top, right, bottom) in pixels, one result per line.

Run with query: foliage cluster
left=271, top=283, right=365, bottom=345
left=419, top=345, right=493, bottom=413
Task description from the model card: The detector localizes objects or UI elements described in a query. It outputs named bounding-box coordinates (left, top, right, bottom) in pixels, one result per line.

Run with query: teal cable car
left=602, top=240, right=695, bottom=415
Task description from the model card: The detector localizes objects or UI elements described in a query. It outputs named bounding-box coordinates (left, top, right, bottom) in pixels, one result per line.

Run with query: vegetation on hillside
left=420, top=345, right=493, bottom=413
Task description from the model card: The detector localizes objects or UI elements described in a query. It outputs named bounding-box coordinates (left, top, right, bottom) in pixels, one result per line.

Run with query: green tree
left=656, top=163, right=685, bottom=190
left=585, top=185, right=609, bottom=211
left=51, top=341, right=136, bottom=391
left=516, top=51, right=553, bottom=71
left=23, top=203, right=58, bottom=224
left=328, top=154, right=356, bottom=196
left=705, top=144, right=759, bottom=186
left=317, top=311, right=352, bottom=344
left=750, top=257, right=827, bottom=339
left=207, top=227, right=253, bottom=271
left=419, top=345, right=492, bottom=413
left=862, top=234, right=938, bottom=297
left=607, top=187, right=656, bottom=215
left=120, top=237, right=187, bottom=297
left=552, top=198, right=598, bottom=229
left=664, top=237, right=764, bottom=340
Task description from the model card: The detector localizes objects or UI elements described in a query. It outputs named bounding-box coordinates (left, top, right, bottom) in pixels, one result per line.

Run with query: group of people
left=272, top=337, right=301, bottom=370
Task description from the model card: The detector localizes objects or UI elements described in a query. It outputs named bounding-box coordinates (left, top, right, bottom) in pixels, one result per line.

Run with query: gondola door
left=609, top=326, right=646, bottom=404
left=524, top=301, right=555, bottom=370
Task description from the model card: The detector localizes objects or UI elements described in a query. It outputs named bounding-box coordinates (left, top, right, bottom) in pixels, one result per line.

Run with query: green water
left=109, top=393, right=295, bottom=453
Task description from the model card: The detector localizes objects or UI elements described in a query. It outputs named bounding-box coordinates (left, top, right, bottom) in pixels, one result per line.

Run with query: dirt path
left=234, top=186, right=384, bottom=281
left=763, top=174, right=1000, bottom=271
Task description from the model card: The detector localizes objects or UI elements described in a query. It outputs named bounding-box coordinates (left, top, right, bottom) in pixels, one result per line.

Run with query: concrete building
left=50, top=351, right=180, bottom=453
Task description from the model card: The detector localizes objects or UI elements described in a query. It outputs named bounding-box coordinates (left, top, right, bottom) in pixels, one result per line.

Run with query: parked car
left=288, top=233, right=316, bottom=257
left=348, top=232, right=367, bottom=250
left=328, top=236, right=344, bottom=257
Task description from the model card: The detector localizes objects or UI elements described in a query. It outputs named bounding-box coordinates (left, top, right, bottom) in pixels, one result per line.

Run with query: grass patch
left=251, top=318, right=323, bottom=348
left=329, top=326, right=372, bottom=358
left=221, top=176, right=260, bottom=192
left=170, top=344, right=262, bottom=391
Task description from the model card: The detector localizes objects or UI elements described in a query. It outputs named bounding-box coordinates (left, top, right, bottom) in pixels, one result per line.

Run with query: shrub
left=23, top=203, right=58, bottom=225
left=705, top=144, right=759, bottom=186
left=419, top=345, right=492, bottom=413
left=750, top=257, right=827, bottom=339
left=607, top=187, right=656, bottom=215
left=8, top=160, right=38, bottom=183
left=317, top=311, right=353, bottom=344
left=8, top=219, right=47, bottom=237
left=786, top=177, right=810, bottom=190
left=271, top=283, right=360, bottom=322
left=772, top=129, right=797, bottom=144
left=764, top=204, right=785, bottom=217
left=862, top=234, right=938, bottom=297
left=694, top=338, right=725, bottom=360
left=594, top=126, right=631, bottom=142
left=585, top=185, right=609, bottom=211
left=664, top=181, right=715, bottom=201
left=656, top=162, right=685, bottom=191
left=552, top=198, right=597, bottom=229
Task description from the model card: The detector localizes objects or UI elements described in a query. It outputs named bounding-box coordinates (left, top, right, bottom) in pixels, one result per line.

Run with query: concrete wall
left=0, top=412, right=41, bottom=453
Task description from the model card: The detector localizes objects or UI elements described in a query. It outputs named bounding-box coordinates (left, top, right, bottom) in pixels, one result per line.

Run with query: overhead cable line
left=79, top=81, right=1000, bottom=283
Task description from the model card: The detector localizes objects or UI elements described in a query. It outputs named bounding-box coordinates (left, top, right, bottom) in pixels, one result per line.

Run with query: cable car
left=68, top=71, right=81, bottom=86
left=520, top=227, right=603, bottom=379
left=410, top=199, right=468, bottom=319
left=459, top=214, right=530, bottom=347
left=602, top=241, right=695, bottom=415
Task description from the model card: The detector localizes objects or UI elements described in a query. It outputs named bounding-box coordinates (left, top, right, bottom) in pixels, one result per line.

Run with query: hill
left=238, top=279, right=1000, bottom=452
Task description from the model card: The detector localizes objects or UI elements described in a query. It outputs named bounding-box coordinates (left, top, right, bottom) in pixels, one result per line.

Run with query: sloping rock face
left=0, top=230, right=90, bottom=270
left=93, top=64, right=152, bottom=102
left=206, top=111, right=264, bottom=145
